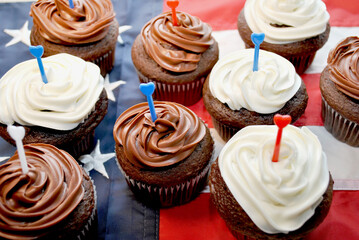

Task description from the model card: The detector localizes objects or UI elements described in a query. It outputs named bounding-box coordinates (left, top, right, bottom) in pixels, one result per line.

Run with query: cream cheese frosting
left=244, top=0, right=330, bottom=44
left=218, top=125, right=329, bottom=234
left=0, top=53, right=104, bottom=130
left=209, top=49, right=301, bottom=114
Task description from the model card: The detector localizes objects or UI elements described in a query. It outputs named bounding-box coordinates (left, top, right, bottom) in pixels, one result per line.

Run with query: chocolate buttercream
left=328, top=36, right=359, bottom=100
left=141, top=11, right=214, bottom=73
left=30, top=0, right=115, bottom=45
left=0, top=143, right=84, bottom=239
left=113, top=102, right=206, bottom=168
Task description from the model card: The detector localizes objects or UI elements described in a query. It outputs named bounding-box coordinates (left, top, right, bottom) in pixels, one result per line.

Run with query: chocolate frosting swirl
left=113, top=102, right=206, bottom=168
left=0, top=144, right=84, bottom=239
left=328, top=36, right=359, bottom=100
left=141, top=11, right=214, bottom=73
left=30, top=0, right=115, bottom=45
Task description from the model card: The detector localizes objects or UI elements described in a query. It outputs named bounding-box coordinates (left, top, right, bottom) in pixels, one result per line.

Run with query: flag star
left=117, top=25, right=132, bottom=45
left=104, top=74, right=126, bottom=102
left=4, top=21, right=31, bottom=47
left=79, top=140, right=115, bottom=179
left=0, top=156, right=9, bottom=163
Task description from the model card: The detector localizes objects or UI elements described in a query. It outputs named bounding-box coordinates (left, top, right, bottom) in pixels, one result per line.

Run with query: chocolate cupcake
left=0, top=143, right=97, bottom=239
left=237, top=0, right=330, bottom=74
left=131, top=11, right=219, bottom=106
left=0, top=53, right=108, bottom=159
left=113, top=101, right=214, bottom=207
left=320, top=36, right=359, bottom=147
left=209, top=125, right=333, bottom=240
left=203, top=49, right=308, bottom=141
left=30, top=0, right=119, bottom=76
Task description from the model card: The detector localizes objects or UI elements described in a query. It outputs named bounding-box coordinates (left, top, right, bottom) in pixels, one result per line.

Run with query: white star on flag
left=117, top=25, right=132, bottom=44
left=104, top=74, right=126, bottom=102
left=0, top=156, right=9, bottom=163
left=79, top=140, right=115, bottom=179
left=4, top=21, right=31, bottom=47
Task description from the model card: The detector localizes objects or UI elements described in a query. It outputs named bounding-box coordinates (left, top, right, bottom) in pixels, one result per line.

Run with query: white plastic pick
left=7, top=125, right=29, bottom=174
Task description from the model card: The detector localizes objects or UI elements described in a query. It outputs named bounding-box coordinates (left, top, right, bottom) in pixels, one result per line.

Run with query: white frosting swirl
left=219, top=125, right=329, bottom=234
left=0, top=53, right=104, bottom=130
left=209, top=49, right=301, bottom=114
left=244, top=0, right=330, bottom=43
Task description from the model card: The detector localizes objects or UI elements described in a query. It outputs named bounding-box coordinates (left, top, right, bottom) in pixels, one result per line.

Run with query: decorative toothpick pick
left=139, top=82, right=157, bottom=122
left=167, top=0, right=179, bottom=26
left=271, top=114, right=291, bottom=162
left=251, top=33, right=265, bottom=72
left=29, top=45, right=48, bottom=84
left=68, top=0, right=74, bottom=8
left=7, top=125, right=29, bottom=174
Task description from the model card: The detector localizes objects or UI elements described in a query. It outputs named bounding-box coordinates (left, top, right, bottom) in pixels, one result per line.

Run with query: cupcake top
left=244, top=0, right=329, bottom=43
left=0, top=143, right=84, bottom=239
left=219, top=125, right=329, bottom=234
left=30, top=0, right=115, bottom=45
left=327, top=36, right=359, bottom=100
left=113, top=101, right=206, bottom=168
left=0, top=53, right=104, bottom=131
left=209, top=49, right=301, bottom=114
left=141, top=11, right=215, bottom=73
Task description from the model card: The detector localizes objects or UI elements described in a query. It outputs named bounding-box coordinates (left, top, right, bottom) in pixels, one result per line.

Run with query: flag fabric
left=0, top=0, right=358, bottom=239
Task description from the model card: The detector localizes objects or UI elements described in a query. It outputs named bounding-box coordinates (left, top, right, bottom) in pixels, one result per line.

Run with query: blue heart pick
left=139, top=82, right=157, bottom=122
left=29, top=45, right=44, bottom=59
left=251, top=33, right=265, bottom=72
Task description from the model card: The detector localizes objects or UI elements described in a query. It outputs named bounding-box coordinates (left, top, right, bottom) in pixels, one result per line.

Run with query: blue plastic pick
left=251, top=33, right=265, bottom=72
left=68, top=0, right=74, bottom=8
left=29, top=45, right=48, bottom=84
left=139, top=82, right=157, bottom=122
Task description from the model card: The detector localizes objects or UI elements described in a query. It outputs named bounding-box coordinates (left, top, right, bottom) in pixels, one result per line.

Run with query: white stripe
left=0, top=0, right=35, bottom=2
left=213, top=27, right=359, bottom=74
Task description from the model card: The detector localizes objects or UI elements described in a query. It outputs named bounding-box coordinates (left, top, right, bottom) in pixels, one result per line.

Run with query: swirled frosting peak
left=0, top=143, right=84, bottom=239
left=0, top=53, right=104, bottom=130
left=219, top=125, right=329, bottom=234
left=30, top=0, right=115, bottom=45
left=244, top=0, right=330, bottom=43
left=113, top=101, right=206, bottom=168
left=141, top=11, right=214, bottom=72
left=209, top=49, right=301, bottom=114
left=327, top=36, right=359, bottom=100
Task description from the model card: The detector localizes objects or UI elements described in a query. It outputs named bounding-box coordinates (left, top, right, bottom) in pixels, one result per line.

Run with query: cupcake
left=202, top=49, right=308, bottom=141
left=320, top=36, right=359, bottom=147
left=131, top=10, right=219, bottom=106
left=0, top=53, right=108, bottom=159
left=30, top=0, right=119, bottom=76
left=237, top=0, right=330, bottom=74
left=113, top=101, right=214, bottom=207
left=0, top=143, right=97, bottom=239
left=209, top=124, right=333, bottom=240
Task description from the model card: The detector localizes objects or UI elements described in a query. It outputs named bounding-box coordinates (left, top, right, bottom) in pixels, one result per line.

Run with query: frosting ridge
left=141, top=11, right=214, bottom=72
left=0, top=143, right=84, bottom=239
left=327, top=36, right=359, bottom=100
left=30, top=0, right=115, bottom=45
left=219, top=125, right=329, bottom=234
left=113, top=101, right=206, bottom=168
left=209, top=49, right=301, bottom=114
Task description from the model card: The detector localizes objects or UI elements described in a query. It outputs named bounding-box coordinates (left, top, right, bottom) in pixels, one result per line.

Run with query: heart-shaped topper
left=272, top=114, right=292, bottom=162
left=167, top=0, right=179, bottom=26
left=29, top=45, right=48, bottom=84
left=251, top=33, right=265, bottom=72
left=7, top=125, right=29, bottom=174
left=139, top=82, right=157, bottom=122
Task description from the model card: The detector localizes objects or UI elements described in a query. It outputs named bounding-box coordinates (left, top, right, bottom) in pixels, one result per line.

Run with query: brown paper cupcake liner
left=321, top=97, right=359, bottom=147
left=211, top=116, right=240, bottom=142
left=63, top=131, right=95, bottom=160
left=136, top=70, right=206, bottom=106
left=92, top=49, right=115, bottom=77
left=116, top=159, right=210, bottom=207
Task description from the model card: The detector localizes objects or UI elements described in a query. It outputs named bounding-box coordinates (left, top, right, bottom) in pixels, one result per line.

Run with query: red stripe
left=160, top=191, right=359, bottom=240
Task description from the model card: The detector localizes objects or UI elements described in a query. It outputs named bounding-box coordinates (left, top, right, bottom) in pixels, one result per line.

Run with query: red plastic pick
left=271, top=114, right=292, bottom=162
left=167, top=0, right=179, bottom=26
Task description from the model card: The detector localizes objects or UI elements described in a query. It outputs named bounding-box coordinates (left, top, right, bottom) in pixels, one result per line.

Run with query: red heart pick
left=272, top=114, right=292, bottom=162
left=166, top=0, right=179, bottom=26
